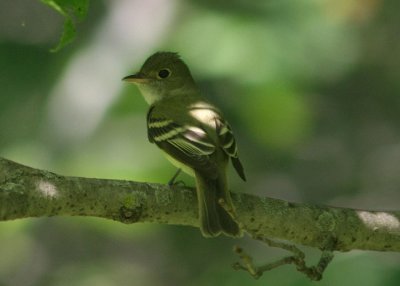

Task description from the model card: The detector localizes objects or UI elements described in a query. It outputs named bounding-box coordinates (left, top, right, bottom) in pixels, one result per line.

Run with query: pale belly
left=164, top=153, right=195, bottom=177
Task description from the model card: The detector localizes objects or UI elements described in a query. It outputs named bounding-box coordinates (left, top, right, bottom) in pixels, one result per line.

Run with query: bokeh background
left=1, top=0, right=399, bottom=285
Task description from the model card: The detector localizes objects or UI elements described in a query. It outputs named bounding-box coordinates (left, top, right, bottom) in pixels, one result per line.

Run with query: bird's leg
left=168, top=168, right=184, bottom=186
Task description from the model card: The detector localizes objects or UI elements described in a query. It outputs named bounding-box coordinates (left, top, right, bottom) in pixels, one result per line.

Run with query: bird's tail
left=194, top=170, right=242, bottom=238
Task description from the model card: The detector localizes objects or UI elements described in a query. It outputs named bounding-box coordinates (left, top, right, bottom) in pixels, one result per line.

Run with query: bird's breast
left=164, top=153, right=195, bottom=177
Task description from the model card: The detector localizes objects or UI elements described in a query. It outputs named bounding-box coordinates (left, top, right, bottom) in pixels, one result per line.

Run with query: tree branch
left=1, top=157, right=399, bottom=253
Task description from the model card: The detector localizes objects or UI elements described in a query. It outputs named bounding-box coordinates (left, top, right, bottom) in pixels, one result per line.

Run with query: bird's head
left=123, top=52, right=196, bottom=104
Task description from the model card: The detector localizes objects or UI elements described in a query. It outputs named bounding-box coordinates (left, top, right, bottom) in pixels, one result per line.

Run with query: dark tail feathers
left=194, top=170, right=242, bottom=238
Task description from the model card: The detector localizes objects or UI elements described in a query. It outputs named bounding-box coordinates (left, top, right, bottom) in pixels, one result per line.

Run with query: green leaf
left=40, top=0, right=90, bottom=52
left=51, top=17, right=76, bottom=52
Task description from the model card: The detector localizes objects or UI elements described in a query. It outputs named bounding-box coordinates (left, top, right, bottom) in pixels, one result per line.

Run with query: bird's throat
left=137, top=84, right=164, bottom=105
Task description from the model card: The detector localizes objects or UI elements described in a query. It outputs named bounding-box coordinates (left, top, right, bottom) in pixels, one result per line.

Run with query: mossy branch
left=1, top=157, right=399, bottom=279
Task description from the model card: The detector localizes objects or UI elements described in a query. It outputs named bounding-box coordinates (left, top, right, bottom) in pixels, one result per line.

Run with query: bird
left=123, top=52, right=246, bottom=237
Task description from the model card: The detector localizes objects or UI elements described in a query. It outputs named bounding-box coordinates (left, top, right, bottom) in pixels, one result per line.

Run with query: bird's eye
left=157, top=69, right=171, bottom=79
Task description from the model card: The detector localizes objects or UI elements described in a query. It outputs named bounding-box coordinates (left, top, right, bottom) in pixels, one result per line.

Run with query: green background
left=0, top=0, right=399, bottom=285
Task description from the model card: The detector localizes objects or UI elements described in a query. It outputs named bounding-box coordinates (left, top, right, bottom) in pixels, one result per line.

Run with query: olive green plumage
left=123, top=52, right=246, bottom=237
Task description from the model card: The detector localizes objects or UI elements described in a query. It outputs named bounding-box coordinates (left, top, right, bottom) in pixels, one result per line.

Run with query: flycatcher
left=123, top=52, right=246, bottom=237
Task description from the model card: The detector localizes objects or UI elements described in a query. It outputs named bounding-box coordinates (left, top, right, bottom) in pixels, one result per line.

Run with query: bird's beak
left=122, top=72, right=149, bottom=84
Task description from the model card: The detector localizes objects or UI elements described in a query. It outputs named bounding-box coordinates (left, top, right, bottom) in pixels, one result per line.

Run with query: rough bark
left=0, top=157, right=399, bottom=252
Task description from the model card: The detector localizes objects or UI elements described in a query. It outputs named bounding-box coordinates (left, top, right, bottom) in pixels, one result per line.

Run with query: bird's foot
left=168, top=169, right=186, bottom=187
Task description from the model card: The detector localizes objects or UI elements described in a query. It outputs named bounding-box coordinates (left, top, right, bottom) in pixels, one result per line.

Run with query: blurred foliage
left=41, top=0, right=89, bottom=52
left=0, top=0, right=399, bottom=285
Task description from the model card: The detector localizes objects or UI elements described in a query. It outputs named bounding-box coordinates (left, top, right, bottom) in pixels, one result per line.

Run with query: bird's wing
left=215, top=118, right=246, bottom=181
left=147, top=106, right=218, bottom=176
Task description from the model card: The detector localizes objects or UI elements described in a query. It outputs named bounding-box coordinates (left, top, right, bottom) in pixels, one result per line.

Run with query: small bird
left=123, top=52, right=246, bottom=237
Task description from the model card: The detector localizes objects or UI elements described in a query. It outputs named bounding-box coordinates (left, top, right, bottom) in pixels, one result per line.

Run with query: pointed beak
left=122, top=72, right=149, bottom=84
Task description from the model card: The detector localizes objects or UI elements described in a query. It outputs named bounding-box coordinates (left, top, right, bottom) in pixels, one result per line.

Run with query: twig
left=232, top=241, right=334, bottom=281
left=218, top=197, right=335, bottom=280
